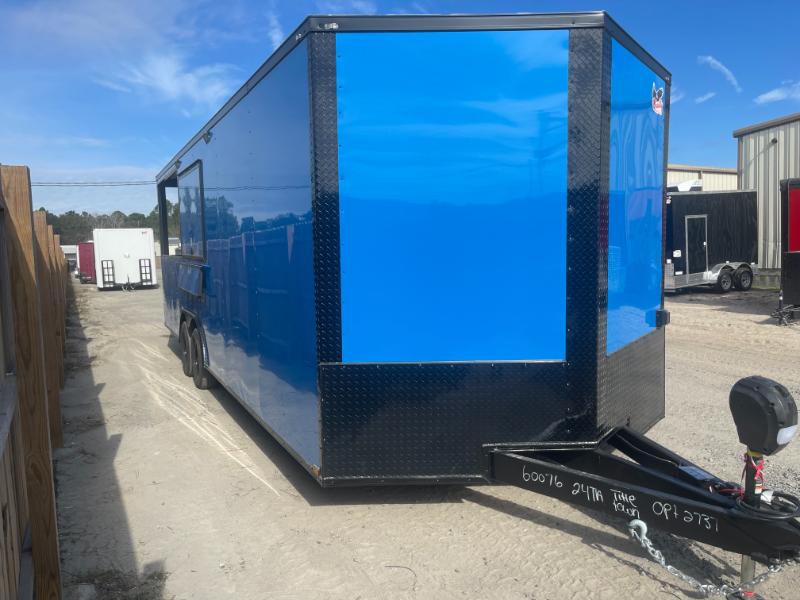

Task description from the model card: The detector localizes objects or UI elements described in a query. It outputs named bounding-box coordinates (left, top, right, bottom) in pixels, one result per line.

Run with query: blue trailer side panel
left=165, top=40, right=319, bottom=467
left=606, top=39, right=665, bottom=355
left=336, top=30, right=569, bottom=363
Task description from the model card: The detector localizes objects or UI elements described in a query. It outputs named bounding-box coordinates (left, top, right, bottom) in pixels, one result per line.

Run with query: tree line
left=42, top=201, right=180, bottom=245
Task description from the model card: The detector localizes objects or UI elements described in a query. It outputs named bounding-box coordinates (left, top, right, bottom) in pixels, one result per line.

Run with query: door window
left=177, top=162, right=204, bottom=258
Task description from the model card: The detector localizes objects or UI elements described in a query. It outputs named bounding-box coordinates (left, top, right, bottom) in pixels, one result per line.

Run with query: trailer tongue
left=492, top=376, right=800, bottom=596
left=492, top=427, right=800, bottom=561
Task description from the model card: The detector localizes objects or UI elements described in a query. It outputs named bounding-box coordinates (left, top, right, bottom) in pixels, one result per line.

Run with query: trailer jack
left=491, top=376, right=800, bottom=566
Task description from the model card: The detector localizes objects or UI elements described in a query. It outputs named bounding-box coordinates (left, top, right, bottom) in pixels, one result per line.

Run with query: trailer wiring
left=712, top=455, right=800, bottom=521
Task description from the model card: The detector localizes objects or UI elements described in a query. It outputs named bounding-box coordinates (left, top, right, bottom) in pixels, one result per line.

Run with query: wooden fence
left=0, top=165, right=66, bottom=599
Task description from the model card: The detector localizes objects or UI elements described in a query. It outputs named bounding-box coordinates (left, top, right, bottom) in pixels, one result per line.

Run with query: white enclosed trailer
left=93, top=228, right=157, bottom=289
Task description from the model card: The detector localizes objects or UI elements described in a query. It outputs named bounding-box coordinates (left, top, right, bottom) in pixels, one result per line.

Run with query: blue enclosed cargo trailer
left=156, top=12, right=671, bottom=485
left=155, top=13, right=800, bottom=570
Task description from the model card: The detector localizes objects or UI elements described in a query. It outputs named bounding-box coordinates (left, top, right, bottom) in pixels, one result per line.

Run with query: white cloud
left=266, top=11, right=284, bottom=49
left=316, top=1, right=378, bottom=14
left=56, top=136, right=110, bottom=148
left=0, top=133, right=111, bottom=149
left=112, top=54, right=239, bottom=114
left=92, top=78, right=132, bottom=93
left=695, top=91, right=716, bottom=104
left=754, top=81, right=800, bottom=105
left=2, top=0, right=270, bottom=114
left=2, top=0, right=171, bottom=58
left=697, top=55, right=741, bottom=93
left=670, top=85, right=686, bottom=104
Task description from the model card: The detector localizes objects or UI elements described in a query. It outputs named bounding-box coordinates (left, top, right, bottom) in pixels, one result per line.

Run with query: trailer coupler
left=489, top=427, right=800, bottom=562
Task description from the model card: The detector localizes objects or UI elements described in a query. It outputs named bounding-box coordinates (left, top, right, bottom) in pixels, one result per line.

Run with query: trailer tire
left=179, top=322, right=193, bottom=377
left=734, top=266, right=753, bottom=291
left=716, top=269, right=733, bottom=293
left=190, top=328, right=216, bottom=390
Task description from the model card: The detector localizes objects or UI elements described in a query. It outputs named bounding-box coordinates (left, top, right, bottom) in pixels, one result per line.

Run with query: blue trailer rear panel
left=337, top=30, right=569, bottom=363
left=156, top=13, right=670, bottom=485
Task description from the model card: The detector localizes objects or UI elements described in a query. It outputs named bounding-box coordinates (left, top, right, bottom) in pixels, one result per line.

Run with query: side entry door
left=685, top=215, right=708, bottom=274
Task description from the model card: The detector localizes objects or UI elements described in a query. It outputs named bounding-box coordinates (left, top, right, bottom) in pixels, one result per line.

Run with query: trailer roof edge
left=156, top=12, right=670, bottom=183
left=601, top=12, right=670, bottom=82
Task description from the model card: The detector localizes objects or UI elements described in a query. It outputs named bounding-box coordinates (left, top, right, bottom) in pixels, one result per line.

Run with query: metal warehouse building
left=735, top=112, right=800, bottom=269
left=667, top=163, right=738, bottom=191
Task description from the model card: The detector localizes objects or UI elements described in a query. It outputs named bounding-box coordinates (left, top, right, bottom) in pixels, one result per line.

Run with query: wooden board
left=49, top=229, right=65, bottom=389
left=33, top=213, right=62, bottom=448
left=0, top=165, right=62, bottom=599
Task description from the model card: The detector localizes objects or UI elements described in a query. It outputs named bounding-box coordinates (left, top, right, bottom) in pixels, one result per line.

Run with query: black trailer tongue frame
left=490, top=425, right=800, bottom=562
left=490, top=373, right=800, bottom=591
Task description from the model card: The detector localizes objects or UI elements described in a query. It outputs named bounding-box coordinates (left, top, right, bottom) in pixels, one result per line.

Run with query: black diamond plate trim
left=308, top=32, right=342, bottom=363
left=599, top=328, right=665, bottom=433
left=566, top=28, right=606, bottom=436
left=592, top=29, right=613, bottom=430
left=320, top=362, right=571, bottom=481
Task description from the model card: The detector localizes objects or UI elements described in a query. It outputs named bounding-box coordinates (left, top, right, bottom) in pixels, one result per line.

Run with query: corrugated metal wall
left=667, top=166, right=738, bottom=190
left=738, top=119, right=800, bottom=269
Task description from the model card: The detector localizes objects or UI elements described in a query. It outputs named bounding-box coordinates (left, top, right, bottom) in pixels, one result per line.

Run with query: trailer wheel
left=734, top=266, right=753, bottom=291
left=179, top=322, right=193, bottom=377
left=190, top=329, right=216, bottom=390
left=716, top=269, right=733, bottom=293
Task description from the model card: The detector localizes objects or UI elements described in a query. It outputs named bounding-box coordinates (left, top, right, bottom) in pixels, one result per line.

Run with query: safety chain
left=627, top=519, right=799, bottom=598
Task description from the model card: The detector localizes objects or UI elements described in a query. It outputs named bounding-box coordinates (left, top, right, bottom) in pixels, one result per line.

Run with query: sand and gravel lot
left=56, top=279, right=800, bottom=599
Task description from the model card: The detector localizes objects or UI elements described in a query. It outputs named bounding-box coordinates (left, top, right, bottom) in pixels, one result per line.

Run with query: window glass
left=177, top=164, right=203, bottom=257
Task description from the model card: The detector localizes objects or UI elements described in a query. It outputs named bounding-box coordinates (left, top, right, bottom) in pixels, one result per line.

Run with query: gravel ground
left=55, top=279, right=800, bottom=600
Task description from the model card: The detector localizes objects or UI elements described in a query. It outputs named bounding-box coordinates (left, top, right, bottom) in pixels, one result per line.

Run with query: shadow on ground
left=668, top=288, right=782, bottom=323
left=165, top=333, right=743, bottom=598
left=56, top=279, right=168, bottom=600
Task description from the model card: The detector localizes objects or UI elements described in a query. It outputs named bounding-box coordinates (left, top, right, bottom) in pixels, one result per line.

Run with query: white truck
left=93, top=228, right=158, bottom=290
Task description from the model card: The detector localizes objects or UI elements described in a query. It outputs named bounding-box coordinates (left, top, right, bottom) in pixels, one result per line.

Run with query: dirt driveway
left=56, top=280, right=800, bottom=599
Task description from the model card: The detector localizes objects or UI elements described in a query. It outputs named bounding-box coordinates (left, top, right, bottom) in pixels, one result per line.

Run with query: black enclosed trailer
left=664, top=190, right=757, bottom=292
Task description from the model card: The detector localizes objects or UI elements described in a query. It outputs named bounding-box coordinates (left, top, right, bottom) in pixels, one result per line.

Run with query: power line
left=31, top=180, right=155, bottom=187
left=30, top=181, right=311, bottom=191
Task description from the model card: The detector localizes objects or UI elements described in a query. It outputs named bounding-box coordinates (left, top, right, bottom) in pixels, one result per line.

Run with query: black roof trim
left=601, top=12, right=670, bottom=82
left=733, top=112, right=800, bottom=138
left=156, top=12, right=670, bottom=182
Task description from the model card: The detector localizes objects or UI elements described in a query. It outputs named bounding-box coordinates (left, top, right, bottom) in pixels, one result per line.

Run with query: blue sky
left=1, top=0, right=798, bottom=214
